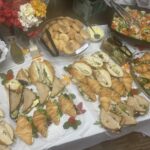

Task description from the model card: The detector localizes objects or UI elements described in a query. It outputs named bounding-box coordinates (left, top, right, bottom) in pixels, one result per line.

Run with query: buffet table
left=0, top=25, right=150, bottom=150
left=45, top=25, right=150, bottom=150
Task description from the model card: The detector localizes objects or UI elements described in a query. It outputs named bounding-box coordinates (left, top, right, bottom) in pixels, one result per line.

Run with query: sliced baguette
left=100, top=108, right=121, bottom=131
left=42, top=60, right=55, bottom=85
left=94, top=69, right=112, bottom=87
left=29, top=61, right=41, bottom=83
left=116, top=105, right=136, bottom=126
left=29, top=60, right=55, bottom=86
left=0, top=121, right=14, bottom=141
left=73, top=61, right=92, bottom=76
left=0, top=124, right=13, bottom=145
left=127, top=95, right=149, bottom=115
left=3, top=122, right=14, bottom=140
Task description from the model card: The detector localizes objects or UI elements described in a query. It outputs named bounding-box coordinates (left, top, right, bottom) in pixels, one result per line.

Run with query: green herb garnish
left=63, top=117, right=81, bottom=130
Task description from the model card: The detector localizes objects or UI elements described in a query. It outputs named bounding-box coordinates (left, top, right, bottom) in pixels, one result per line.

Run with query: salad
left=111, top=7, right=150, bottom=42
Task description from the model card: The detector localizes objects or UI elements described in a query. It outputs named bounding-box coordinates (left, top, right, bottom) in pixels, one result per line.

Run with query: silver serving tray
left=130, top=50, right=150, bottom=99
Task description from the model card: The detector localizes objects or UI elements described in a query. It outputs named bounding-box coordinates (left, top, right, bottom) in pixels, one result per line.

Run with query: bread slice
left=4, top=123, right=14, bottom=140
left=115, top=104, right=136, bottom=126
left=100, top=108, right=121, bottom=131
left=0, top=124, right=13, bottom=145
left=127, top=95, right=149, bottom=115
left=0, top=121, right=14, bottom=141
left=29, top=61, right=41, bottom=83
left=42, top=60, right=55, bottom=85
left=0, top=144, right=10, bottom=150
left=51, top=78, right=65, bottom=97
left=35, top=82, right=50, bottom=104
left=9, top=90, right=22, bottom=113
left=22, top=88, right=36, bottom=112
left=73, top=62, right=92, bottom=76
left=29, top=60, right=55, bottom=86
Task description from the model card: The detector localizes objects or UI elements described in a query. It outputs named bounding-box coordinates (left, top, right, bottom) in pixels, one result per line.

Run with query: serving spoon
left=76, top=17, right=101, bottom=40
left=89, top=25, right=101, bottom=39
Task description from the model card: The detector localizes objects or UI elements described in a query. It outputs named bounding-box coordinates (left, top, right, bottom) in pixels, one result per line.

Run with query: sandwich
left=22, top=88, right=37, bottom=113
left=46, top=100, right=61, bottom=125
left=16, top=116, right=33, bottom=145
left=100, top=108, right=121, bottom=131
left=29, top=60, right=55, bottom=86
left=16, top=68, right=30, bottom=84
left=59, top=94, right=76, bottom=117
left=0, top=121, right=14, bottom=146
left=35, top=82, right=50, bottom=104
left=127, top=95, right=149, bottom=115
left=9, top=89, right=23, bottom=119
left=51, top=77, right=66, bottom=97
left=33, top=110, right=48, bottom=137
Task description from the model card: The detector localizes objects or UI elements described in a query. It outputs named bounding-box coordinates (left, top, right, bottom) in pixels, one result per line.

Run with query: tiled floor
left=85, top=132, right=150, bottom=150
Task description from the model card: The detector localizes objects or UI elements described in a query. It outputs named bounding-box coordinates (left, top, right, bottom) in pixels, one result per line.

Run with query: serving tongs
left=110, top=0, right=140, bottom=27
left=40, top=29, right=59, bottom=57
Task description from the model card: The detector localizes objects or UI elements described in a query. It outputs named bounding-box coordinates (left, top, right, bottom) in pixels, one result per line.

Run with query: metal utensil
left=89, top=25, right=101, bottom=39
left=81, top=17, right=101, bottom=40
left=110, top=0, right=140, bottom=27
left=40, top=29, right=59, bottom=57
left=46, top=29, right=59, bottom=56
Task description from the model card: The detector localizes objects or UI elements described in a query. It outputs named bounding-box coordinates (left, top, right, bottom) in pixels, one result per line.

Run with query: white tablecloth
left=38, top=25, right=150, bottom=150
left=1, top=25, right=150, bottom=150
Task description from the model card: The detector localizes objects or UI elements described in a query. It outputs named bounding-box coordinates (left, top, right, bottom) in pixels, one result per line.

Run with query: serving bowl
left=38, top=17, right=90, bottom=57
left=107, top=5, right=150, bottom=46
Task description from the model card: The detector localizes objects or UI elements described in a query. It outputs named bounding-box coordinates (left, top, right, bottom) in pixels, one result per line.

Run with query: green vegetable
left=63, top=93, right=76, bottom=101
left=72, top=120, right=81, bottom=129
left=27, top=116, right=38, bottom=138
left=54, top=100, right=63, bottom=117
left=138, top=77, right=150, bottom=85
left=63, top=118, right=81, bottom=130
left=63, top=122, right=70, bottom=129
left=43, top=69, right=47, bottom=78
left=94, top=121, right=101, bottom=125
left=0, top=73, right=6, bottom=80
left=145, top=89, right=150, bottom=95
left=11, top=110, right=18, bottom=119
left=37, top=108, right=47, bottom=115
left=64, top=66, right=69, bottom=71
left=69, top=93, right=76, bottom=99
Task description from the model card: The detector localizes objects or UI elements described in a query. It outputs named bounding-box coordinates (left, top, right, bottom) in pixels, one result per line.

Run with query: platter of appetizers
left=39, top=16, right=90, bottom=56
left=130, top=50, right=150, bottom=99
left=101, top=36, right=132, bottom=65
left=108, top=6, right=150, bottom=45
left=65, top=50, right=150, bottom=132
left=0, top=59, right=92, bottom=150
